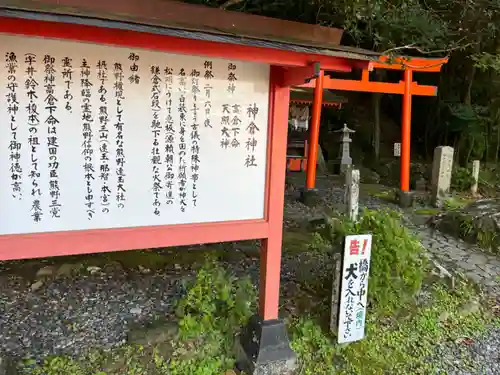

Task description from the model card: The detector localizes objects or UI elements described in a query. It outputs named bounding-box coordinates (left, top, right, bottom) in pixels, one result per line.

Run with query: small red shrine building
left=0, top=1, right=447, bottom=372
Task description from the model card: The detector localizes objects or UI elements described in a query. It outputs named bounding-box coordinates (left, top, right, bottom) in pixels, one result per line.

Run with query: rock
left=30, top=280, right=44, bottom=292
left=86, top=266, right=101, bottom=274
left=430, top=258, right=453, bottom=279
left=35, top=265, right=55, bottom=278
left=433, top=198, right=500, bottom=251
left=138, top=265, right=151, bottom=274
left=56, top=263, right=77, bottom=277
left=130, top=307, right=142, bottom=315
left=127, top=323, right=178, bottom=347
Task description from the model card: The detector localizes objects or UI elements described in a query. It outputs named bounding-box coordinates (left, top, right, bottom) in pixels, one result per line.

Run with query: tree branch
left=381, top=37, right=473, bottom=56
left=219, top=0, right=244, bottom=9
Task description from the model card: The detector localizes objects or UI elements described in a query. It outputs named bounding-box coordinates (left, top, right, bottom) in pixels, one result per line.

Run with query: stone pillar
left=431, top=146, right=454, bottom=207
left=346, top=169, right=360, bottom=221
left=471, top=160, right=480, bottom=195
left=329, top=252, right=342, bottom=335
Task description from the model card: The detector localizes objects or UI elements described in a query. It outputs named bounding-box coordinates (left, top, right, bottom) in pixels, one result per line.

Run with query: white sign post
left=338, top=234, right=372, bottom=344
left=393, top=142, right=401, bottom=157
left=0, top=34, right=270, bottom=236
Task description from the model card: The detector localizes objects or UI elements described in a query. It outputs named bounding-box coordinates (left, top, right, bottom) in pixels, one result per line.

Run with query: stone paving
left=412, top=226, right=500, bottom=298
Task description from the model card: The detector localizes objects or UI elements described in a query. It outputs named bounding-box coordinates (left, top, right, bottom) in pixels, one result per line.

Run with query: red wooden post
left=240, top=66, right=297, bottom=373
left=259, top=67, right=289, bottom=321
left=400, top=68, right=413, bottom=192
left=305, top=70, right=324, bottom=190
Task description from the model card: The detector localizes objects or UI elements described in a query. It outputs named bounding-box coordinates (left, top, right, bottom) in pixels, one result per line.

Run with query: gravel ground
left=0, top=269, right=186, bottom=359
left=434, top=328, right=500, bottom=375
left=0, top=247, right=324, bottom=362
left=0, top=174, right=498, bottom=374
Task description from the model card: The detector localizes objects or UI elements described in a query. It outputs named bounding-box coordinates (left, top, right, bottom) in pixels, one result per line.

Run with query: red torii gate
left=300, top=56, right=448, bottom=205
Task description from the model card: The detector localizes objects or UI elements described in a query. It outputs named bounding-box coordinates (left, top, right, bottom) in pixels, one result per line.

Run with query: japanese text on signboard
left=0, top=34, right=271, bottom=236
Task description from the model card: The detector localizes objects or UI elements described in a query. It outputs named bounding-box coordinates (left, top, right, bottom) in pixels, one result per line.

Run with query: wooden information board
left=1, top=34, right=270, bottom=236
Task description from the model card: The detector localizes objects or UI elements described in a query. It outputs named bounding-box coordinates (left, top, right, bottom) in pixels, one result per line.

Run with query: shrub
left=451, top=166, right=475, bottom=192
left=330, top=209, right=427, bottom=313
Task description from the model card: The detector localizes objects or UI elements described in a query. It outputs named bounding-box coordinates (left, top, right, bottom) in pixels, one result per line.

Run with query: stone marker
left=431, top=146, right=454, bottom=207
left=345, top=169, right=360, bottom=221
left=329, top=252, right=342, bottom=335
left=471, top=160, right=480, bottom=195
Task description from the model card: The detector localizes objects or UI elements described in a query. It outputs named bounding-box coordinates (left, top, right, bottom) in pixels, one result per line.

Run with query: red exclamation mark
left=361, top=239, right=368, bottom=255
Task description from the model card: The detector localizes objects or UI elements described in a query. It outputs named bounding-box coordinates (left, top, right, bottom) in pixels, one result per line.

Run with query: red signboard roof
left=1, top=0, right=345, bottom=49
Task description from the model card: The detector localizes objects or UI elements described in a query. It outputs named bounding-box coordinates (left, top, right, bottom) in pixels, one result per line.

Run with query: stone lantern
left=333, top=123, right=355, bottom=174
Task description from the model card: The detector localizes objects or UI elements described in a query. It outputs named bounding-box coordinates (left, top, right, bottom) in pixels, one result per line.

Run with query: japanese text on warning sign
left=338, top=234, right=372, bottom=344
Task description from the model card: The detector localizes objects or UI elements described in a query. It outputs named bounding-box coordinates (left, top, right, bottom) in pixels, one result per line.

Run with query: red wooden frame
left=300, top=71, right=438, bottom=96
left=0, top=15, right=296, bottom=322
left=371, top=56, right=449, bottom=72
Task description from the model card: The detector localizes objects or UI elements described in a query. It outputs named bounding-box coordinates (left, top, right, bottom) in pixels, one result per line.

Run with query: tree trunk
left=372, top=69, right=385, bottom=161
left=466, top=137, right=474, bottom=165
left=463, top=39, right=480, bottom=106
left=317, top=143, right=327, bottom=174
left=373, top=93, right=381, bottom=161
left=496, top=125, right=500, bottom=164
left=463, top=65, right=476, bottom=106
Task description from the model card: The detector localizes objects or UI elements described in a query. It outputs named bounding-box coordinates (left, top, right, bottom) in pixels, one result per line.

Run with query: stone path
left=412, top=226, right=500, bottom=298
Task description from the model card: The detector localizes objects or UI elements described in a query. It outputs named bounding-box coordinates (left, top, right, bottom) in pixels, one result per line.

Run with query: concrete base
left=237, top=316, right=297, bottom=375
left=397, top=190, right=414, bottom=208
left=299, top=188, right=319, bottom=207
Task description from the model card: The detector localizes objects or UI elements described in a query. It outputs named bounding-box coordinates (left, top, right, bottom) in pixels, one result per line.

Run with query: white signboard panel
left=394, top=142, right=401, bottom=157
left=0, top=34, right=270, bottom=235
left=338, top=234, right=372, bottom=344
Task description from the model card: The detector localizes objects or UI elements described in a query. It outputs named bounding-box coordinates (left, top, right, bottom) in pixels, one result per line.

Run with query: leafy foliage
left=330, top=209, right=426, bottom=312
left=168, top=260, right=256, bottom=374
left=451, top=166, right=475, bottom=191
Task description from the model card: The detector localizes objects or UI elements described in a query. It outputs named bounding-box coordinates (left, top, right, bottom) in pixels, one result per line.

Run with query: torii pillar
left=300, top=70, right=324, bottom=205
left=398, top=68, right=413, bottom=207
